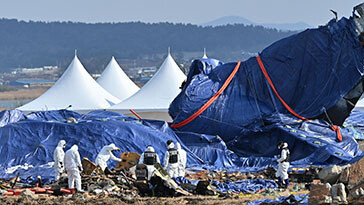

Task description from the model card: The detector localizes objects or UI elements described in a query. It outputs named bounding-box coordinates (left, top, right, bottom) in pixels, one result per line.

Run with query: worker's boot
left=277, top=177, right=283, bottom=188
left=284, top=178, right=290, bottom=189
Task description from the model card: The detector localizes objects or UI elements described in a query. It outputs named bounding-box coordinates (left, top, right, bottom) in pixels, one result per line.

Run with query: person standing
left=54, top=140, right=66, bottom=181
left=64, top=145, right=84, bottom=192
left=175, top=142, right=187, bottom=177
left=164, top=141, right=179, bottom=178
left=276, top=142, right=290, bottom=188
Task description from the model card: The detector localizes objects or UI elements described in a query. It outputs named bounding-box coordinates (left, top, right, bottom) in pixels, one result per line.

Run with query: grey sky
left=0, top=0, right=362, bottom=26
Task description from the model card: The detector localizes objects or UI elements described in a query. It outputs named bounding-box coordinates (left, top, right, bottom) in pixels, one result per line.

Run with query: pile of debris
left=309, top=157, right=364, bottom=204
left=0, top=151, right=349, bottom=204
left=186, top=170, right=249, bottom=182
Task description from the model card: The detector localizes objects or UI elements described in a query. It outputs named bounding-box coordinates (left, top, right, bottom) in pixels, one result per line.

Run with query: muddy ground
left=0, top=188, right=309, bottom=205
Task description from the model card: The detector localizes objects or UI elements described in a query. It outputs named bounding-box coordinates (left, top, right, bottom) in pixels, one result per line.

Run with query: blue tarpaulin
left=344, top=109, right=364, bottom=139
left=176, top=116, right=363, bottom=170
left=0, top=109, right=203, bottom=184
left=169, top=17, right=364, bottom=164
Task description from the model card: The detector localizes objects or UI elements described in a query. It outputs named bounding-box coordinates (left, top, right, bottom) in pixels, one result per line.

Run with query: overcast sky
left=0, top=0, right=362, bottom=26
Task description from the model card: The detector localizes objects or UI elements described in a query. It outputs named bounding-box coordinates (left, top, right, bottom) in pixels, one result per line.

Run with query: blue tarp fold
left=169, top=17, right=364, bottom=165
left=0, top=110, right=203, bottom=184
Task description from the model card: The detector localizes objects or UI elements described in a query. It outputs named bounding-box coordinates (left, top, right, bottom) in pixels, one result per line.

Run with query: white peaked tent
left=18, top=55, right=121, bottom=112
left=97, top=57, right=139, bottom=102
left=108, top=50, right=186, bottom=120
left=202, top=48, right=208, bottom=59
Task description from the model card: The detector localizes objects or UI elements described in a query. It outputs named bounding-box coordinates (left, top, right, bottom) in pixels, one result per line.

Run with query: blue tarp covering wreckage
left=0, top=16, right=364, bottom=192
left=345, top=109, right=364, bottom=139
left=169, top=17, right=364, bottom=166
left=0, top=109, right=203, bottom=184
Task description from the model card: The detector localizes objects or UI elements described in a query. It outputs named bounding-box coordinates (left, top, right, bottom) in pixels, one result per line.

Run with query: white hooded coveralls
left=139, top=146, right=160, bottom=180
left=276, top=143, right=290, bottom=180
left=64, top=145, right=83, bottom=190
left=164, top=142, right=179, bottom=178
left=175, top=142, right=187, bottom=177
left=54, top=140, right=66, bottom=181
left=95, top=143, right=121, bottom=171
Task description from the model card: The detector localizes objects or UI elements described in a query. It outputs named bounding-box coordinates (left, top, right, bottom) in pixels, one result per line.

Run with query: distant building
left=43, top=66, right=58, bottom=70
left=11, top=65, right=58, bottom=74
left=21, top=68, right=43, bottom=73
left=91, top=74, right=101, bottom=78
left=142, top=67, right=157, bottom=74
left=8, top=80, right=55, bottom=88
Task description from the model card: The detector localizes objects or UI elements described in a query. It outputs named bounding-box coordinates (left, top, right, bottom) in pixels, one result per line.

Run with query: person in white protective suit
left=164, top=140, right=179, bottom=178
left=175, top=142, right=187, bottom=177
left=275, top=142, right=290, bottom=188
left=64, top=145, right=84, bottom=192
left=95, top=143, right=121, bottom=172
left=53, top=140, right=66, bottom=181
left=138, top=145, right=160, bottom=180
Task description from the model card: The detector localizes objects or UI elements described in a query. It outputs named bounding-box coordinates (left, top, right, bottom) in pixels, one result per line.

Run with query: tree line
left=0, top=18, right=295, bottom=72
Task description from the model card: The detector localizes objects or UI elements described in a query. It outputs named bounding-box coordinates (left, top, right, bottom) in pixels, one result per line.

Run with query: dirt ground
left=0, top=179, right=310, bottom=205
left=0, top=189, right=309, bottom=205
left=0, top=87, right=48, bottom=100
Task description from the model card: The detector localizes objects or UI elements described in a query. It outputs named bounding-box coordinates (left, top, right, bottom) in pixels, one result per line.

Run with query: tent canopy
left=18, top=55, right=120, bottom=111
left=97, top=57, right=139, bottom=102
left=108, top=51, right=186, bottom=111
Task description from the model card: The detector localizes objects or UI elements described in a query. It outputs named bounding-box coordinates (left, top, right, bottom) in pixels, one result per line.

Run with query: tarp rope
left=170, top=61, right=241, bottom=128
left=129, top=109, right=142, bottom=119
left=256, top=56, right=342, bottom=141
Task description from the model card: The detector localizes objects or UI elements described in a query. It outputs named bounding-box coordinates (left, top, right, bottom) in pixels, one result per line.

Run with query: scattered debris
left=346, top=157, right=364, bottom=186
left=81, top=158, right=103, bottom=175
left=20, top=189, right=38, bottom=200
left=308, top=183, right=331, bottom=204
left=195, top=181, right=218, bottom=195
left=330, top=183, right=347, bottom=203
left=318, top=165, right=345, bottom=184
left=115, top=152, right=140, bottom=171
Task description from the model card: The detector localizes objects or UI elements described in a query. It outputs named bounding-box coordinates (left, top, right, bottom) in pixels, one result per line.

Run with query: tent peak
left=202, top=48, right=208, bottom=59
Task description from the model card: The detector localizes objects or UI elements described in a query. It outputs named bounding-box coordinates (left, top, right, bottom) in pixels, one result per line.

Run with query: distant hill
left=201, top=16, right=255, bottom=27
left=201, top=16, right=311, bottom=31
left=0, top=18, right=295, bottom=73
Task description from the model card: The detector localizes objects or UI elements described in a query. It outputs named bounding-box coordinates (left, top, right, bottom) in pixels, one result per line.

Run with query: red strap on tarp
left=256, top=56, right=308, bottom=121
left=256, top=56, right=342, bottom=141
left=331, top=125, right=343, bottom=141
left=129, top=109, right=142, bottom=119
left=170, top=61, right=241, bottom=128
